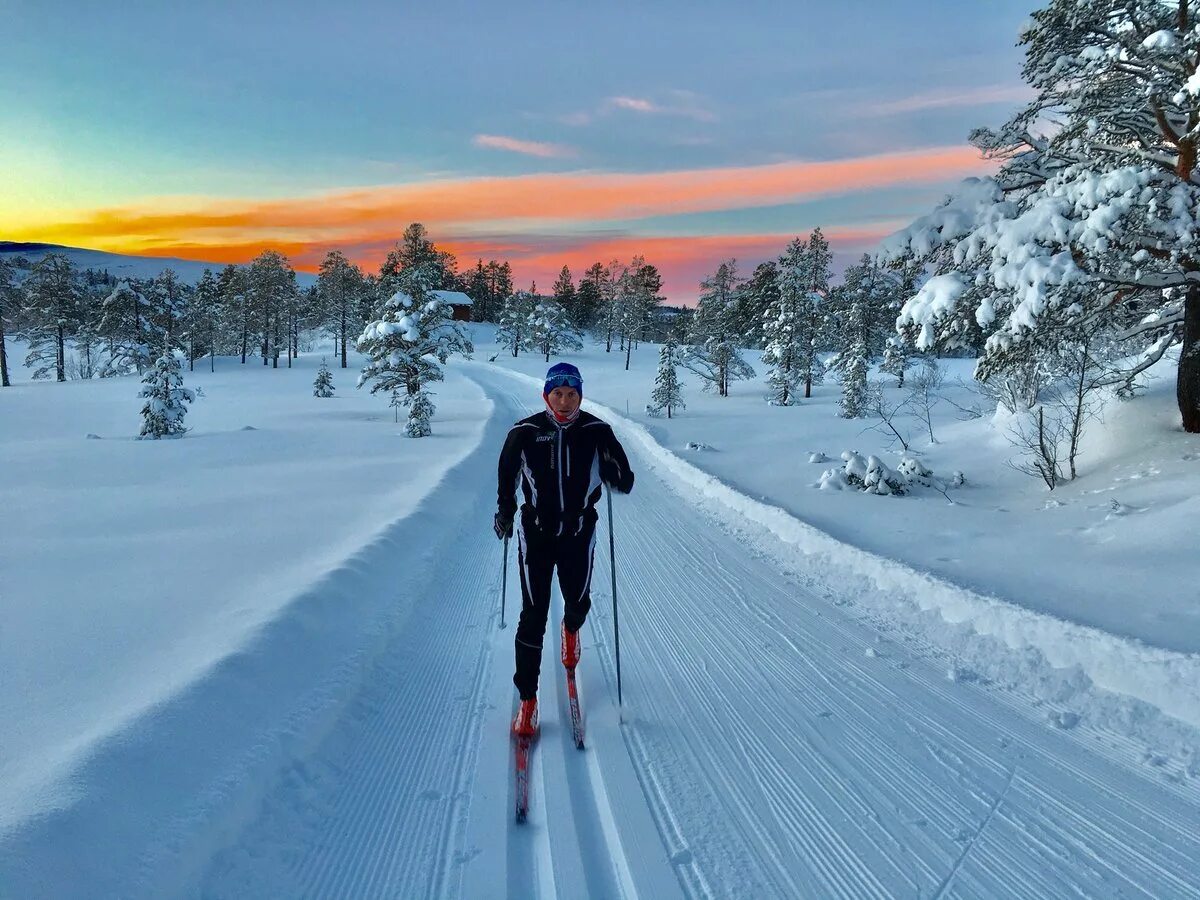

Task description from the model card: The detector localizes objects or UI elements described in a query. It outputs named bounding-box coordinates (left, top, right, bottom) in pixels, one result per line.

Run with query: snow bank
left=484, top=368, right=1200, bottom=731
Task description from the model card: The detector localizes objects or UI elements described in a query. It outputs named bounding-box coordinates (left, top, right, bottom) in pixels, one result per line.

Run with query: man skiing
left=495, top=362, right=635, bottom=738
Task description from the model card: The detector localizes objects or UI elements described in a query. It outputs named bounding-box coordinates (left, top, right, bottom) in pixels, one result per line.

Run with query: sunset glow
left=3, top=0, right=1030, bottom=302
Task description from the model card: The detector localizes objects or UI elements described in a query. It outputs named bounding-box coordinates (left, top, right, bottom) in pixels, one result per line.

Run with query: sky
left=1, top=0, right=1034, bottom=302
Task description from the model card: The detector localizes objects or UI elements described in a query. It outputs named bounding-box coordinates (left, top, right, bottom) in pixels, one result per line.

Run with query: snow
left=2, top=326, right=1199, bottom=895
left=0, top=340, right=487, bottom=834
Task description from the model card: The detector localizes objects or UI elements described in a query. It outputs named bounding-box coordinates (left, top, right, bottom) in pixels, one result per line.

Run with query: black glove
left=600, top=457, right=635, bottom=495
left=494, top=511, right=514, bottom=541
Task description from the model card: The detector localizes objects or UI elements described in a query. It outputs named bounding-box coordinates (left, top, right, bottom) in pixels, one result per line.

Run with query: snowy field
left=2, top=328, right=1199, bottom=897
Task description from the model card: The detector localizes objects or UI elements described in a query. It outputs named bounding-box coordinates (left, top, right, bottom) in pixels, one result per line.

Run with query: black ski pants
left=513, top=510, right=597, bottom=700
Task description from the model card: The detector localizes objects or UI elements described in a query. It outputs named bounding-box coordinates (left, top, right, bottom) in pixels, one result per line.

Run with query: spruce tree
left=552, top=265, right=576, bottom=324
left=356, top=262, right=472, bottom=436
left=576, top=263, right=605, bottom=330
left=405, top=388, right=435, bottom=437
left=248, top=251, right=296, bottom=367
left=97, top=279, right=154, bottom=376
left=530, top=299, right=582, bottom=361
left=185, top=269, right=221, bottom=372
left=138, top=349, right=195, bottom=439
left=497, top=289, right=536, bottom=357
left=684, top=260, right=755, bottom=396
left=314, top=358, right=335, bottom=397
left=317, top=251, right=364, bottom=368
left=651, top=334, right=686, bottom=418
left=777, top=229, right=833, bottom=399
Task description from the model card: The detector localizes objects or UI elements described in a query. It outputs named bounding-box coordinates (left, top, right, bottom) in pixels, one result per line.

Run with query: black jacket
left=497, top=409, right=634, bottom=538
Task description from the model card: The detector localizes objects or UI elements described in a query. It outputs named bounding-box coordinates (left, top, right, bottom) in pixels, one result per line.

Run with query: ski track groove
left=189, top=370, right=1200, bottom=900
left=577, top=412, right=1200, bottom=900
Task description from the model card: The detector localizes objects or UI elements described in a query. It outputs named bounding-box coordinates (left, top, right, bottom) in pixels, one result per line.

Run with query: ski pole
left=500, top=533, right=509, bottom=630
left=608, top=490, right=622, bottom=709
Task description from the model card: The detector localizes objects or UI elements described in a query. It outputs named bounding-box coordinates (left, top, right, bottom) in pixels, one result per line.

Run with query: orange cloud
left=15, top=145, right=987, bottom=251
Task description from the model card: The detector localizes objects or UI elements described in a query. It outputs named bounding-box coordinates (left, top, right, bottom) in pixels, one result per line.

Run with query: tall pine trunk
left=1180, top=283, right=1200, bottom=433
left=56, top=324, right=66, bottom=382
left=340, top=309, right=348, bottom=368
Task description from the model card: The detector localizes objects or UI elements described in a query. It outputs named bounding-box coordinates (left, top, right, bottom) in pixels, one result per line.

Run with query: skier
left=495, top=362, right=635, bottom=737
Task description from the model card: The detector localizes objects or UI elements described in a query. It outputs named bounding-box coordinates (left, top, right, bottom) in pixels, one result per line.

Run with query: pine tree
left=138, top=349, right=195, bottom=439
left=248, top=251, right=296, bottom=367
left=621, top=259, right=663, bottom=370
left=530, top=299, right=582, bottom=362
left=835, top=299, right=871, bottom=418
left=380, top=222, right=458, bottom=291
left=882, top=0, right=1200, bottom=432
left=650, top=333, right=686, bottom=418
left=599, top=260, right=624, bottom=352
left=213, top=264, right=248, bottom=364
left=552, top=265, right=576, bottom=324
left=149, top=268, right=188, bottom=348
left=576, top=262, right=605, bottom=330
left=184, top=270, right=221, bottom=372
left=23, top=253, right=81, bottom=382
left=497, top=289, right=536, bottom=357
left=466, top=259, right=491, bottom=321
left=684, top=260, right=755, bottom=396
left=313, top=358, right=335, bottom=397
left=96, top=279, right=154, bottom=376
left=356, top=261, right=472, bottom=436
left=736, top=261, right=781, bottom=349
left=776, top=230, right=832, bottom=398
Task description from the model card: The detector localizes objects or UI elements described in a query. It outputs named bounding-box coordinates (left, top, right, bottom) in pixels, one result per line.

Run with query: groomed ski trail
left=26, top=363, right=1196, bottom=898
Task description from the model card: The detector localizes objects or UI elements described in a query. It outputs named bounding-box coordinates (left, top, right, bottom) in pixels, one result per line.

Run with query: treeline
left=0, top=223, right=684, bottom=386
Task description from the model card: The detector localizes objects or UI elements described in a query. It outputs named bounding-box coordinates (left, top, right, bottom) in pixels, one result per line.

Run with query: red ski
left=513, top=699, right=539, bottom=823
left=566, top=668, right=585, bottom=750
left=514, top=732, right=535, bottom=823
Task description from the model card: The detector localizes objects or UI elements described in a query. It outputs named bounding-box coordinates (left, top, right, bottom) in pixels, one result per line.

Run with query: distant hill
left=0, top=242, right=317, bottom=288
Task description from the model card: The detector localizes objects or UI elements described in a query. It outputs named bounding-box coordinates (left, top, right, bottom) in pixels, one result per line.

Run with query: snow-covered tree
left=776, top=230, right=832, bottom=399
left=827, top=255, right=897, bottom=416
left=248, top=251, right=296, bottom=367
left=619, top=258, right=663, bottom=369
left=318, top=250, right=366, bottom=368
left=183, top=269, right=221, bottom=372
left=356, top=262, right=472, bottom=436
left=598, top=259, right=625, bottom=352
left=684, top=260, right=755, bottom=396
left=882, top=0, right=1200, bottom=432
left=735, top=261, right=781, bottom=349
left=650, top=333, right=686, bottom=417
left=497, top=289, right=536, bottom=357
left=23, top=253, right=81, bottom=382
left=530, top=299, right=582, bottom=361
left=313, top=358, right=335, bottom=397
left=96, top=279, right=154, bottom=376
left=379, top=222, right=458, bottom=292
left=149, top=268, right=188, bottom=348
left=405, top=388, right=435, bottom=437
left=138, top=349, right=195, bottom=439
